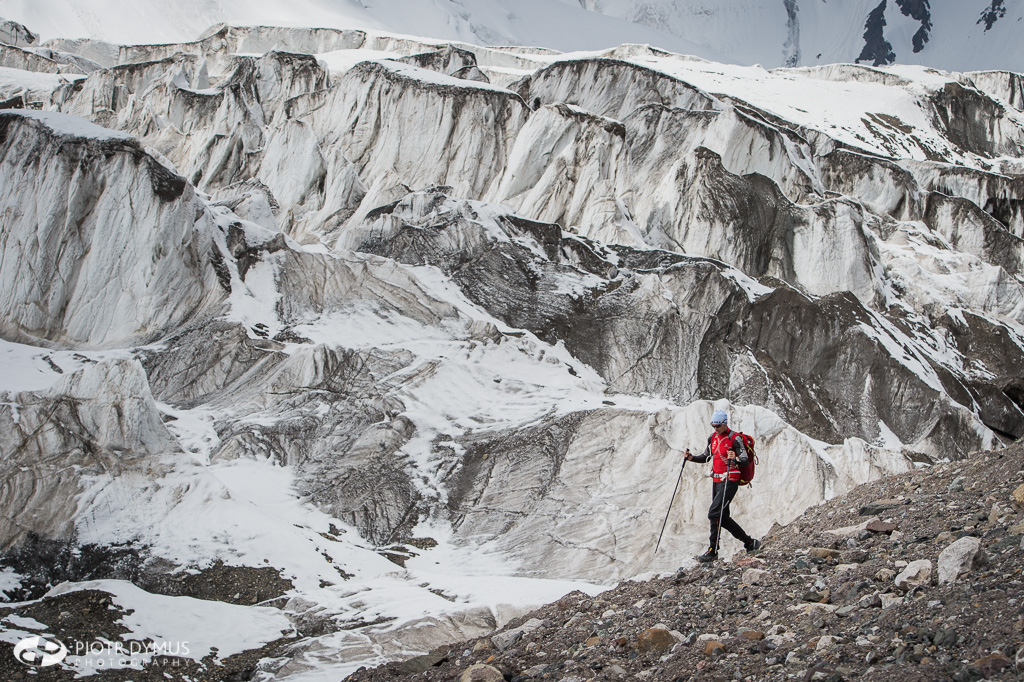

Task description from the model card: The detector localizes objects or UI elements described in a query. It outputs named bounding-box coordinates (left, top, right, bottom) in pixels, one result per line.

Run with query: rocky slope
left=0, top=12, right=1022, bottom=681
left=347, top=443, right=1024, bottom=682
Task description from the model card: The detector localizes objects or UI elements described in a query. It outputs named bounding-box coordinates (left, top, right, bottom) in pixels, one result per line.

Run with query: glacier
left=0, top=10, right=1023, bottom=681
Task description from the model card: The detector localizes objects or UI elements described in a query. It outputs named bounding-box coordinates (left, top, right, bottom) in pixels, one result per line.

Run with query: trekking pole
left=713, top=459, right=734, bottom=555
left=654, top=456, right=687, bottom=554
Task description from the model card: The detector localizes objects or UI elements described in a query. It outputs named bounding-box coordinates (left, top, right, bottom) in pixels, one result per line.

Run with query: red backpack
left=733, top=432, right=757, bottom=485
left=710, top=431, right=758, bottom=485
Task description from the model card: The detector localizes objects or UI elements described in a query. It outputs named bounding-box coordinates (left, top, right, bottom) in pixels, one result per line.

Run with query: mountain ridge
left=3, top=1, right=1024, bottom=70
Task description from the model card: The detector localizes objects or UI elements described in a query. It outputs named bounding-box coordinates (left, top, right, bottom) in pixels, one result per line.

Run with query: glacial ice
left=1, top=17, right=1023, bottom=680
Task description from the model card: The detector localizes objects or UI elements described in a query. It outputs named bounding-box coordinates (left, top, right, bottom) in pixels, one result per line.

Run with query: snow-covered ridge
left=0, top=13, right=1023, bottom=681
left=5, top=1, right=1024, bottom=71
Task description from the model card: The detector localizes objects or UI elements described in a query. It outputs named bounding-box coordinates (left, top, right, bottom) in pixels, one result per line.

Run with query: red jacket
left=691, top=430, right=749, bottom=482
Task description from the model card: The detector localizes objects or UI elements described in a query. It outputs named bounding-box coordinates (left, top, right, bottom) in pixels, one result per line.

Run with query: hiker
left=684, top=409, right=761, bottom=562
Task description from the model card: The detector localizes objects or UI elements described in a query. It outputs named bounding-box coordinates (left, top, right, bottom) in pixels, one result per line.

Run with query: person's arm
left=685, top=440, right=712, bottom=463
left=727, top=433, right=748, bottom=466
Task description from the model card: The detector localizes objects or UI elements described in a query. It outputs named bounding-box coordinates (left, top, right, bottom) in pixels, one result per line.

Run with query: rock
left=874, top=568, right=896, bottom=581
left=938, top=537, right=984, bottom=585
left=936, top=531, right=956, bottom=543
left=808, top=547, right=842, bottom=560
left=973, top=653, right=1012, bottom=677
left=742, top=568, right=767, bottom=584
left=827, top=519, right=876, bottom=538
left=840, top=549, right=868, bottom=563
left=738, top=629, right=764, bottom=640
left=492, top=629, right=523, bottom=651
left=460, top=664, right=505, bottom=682
left=802, top=590, right=830, bottom=603
left=866, top=520, right=898, bottom=534
left=492, top=617, right=543, bottom=650
left=953, top=664, right=985, bottom=682
left=860, top=499, right=902, bottom=516
left=704, top=640, right=726, bottom=656
left=949, top=477, right=967, bottom=492
left=472, top=639, right=493, bottom=651
left=584, top=636, right=604, bottom=647
left=637, top=627, right=675, bottom=653
left=933, top=628, right=959, bottom=647
left=836, top=604, right=858, bottom=617
left=524, top=664, right=548, bottom=677
left=1012, top=483, right=1024, bottom=505
left=397, top=651, right=448, bottom=674
left=788, top=603, right=839, bottom=616
left=894, top=559, right=932, bottom=590
left=1008, top=523, right=1024, bottom=535
left=859, top=592, right=882, bottom=609
left=606, top=664, right=628, bottom=676
left=816, top=634, right=839, bottom=651
left=879, top=593, right=904, bottom=609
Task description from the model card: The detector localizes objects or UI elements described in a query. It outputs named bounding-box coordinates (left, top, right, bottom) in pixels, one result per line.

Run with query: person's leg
left=707, top=481, right=729, bottom=551
left=719, top=481, right=752, bottom=544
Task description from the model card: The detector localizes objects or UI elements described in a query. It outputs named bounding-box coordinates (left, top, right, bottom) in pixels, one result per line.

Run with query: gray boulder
left=938, top=537, right=984, bottom=585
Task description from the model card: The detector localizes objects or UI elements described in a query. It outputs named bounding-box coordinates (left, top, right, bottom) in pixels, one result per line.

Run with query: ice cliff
left=0, top=15, right=1023, bottom=680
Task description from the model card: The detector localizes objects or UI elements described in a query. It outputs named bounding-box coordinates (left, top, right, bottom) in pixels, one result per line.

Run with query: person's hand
left=727, top=448, right=736, bottom=462
left=684, top=448, right=692, bottom=461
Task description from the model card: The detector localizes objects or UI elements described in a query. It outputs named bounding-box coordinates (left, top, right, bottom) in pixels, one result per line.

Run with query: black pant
left=708, top=480, right=751, bottom=550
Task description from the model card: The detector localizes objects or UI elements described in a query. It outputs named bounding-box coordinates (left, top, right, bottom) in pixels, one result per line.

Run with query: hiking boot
left=695, top=547, right=718, bottom=563
left=745, top=538, right=762, bottom=552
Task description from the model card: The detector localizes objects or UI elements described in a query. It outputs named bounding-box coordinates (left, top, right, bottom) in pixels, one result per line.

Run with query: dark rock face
left=857, top=1, right=896, bottom=67
left=977, top=0, right=1007, bottom=31
left=895, top=0, right=932, bottom=53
